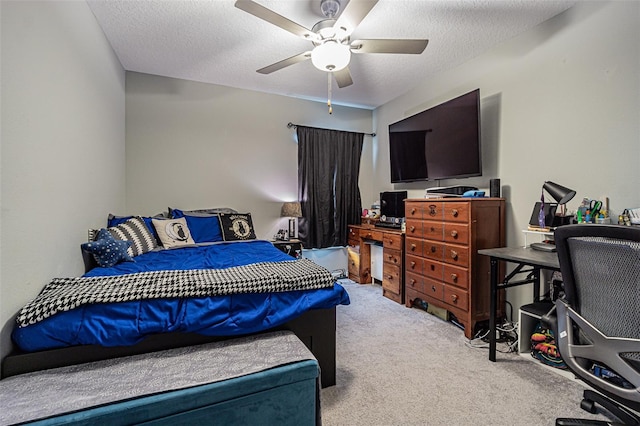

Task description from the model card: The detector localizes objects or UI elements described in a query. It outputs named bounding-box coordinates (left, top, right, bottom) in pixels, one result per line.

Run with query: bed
left=3, top=211, right=350, bottom=387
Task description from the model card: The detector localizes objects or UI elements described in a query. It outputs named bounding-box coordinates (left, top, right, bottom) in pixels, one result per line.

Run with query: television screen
left=389, top=89, right=482, bottom=183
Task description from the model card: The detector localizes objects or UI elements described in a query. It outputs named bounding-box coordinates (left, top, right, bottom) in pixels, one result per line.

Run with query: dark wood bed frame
left=2, top=307, right=337, bottom=388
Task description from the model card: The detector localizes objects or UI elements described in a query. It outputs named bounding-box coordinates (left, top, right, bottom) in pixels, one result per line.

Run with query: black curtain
left=297, top=126, right=364, bottom=249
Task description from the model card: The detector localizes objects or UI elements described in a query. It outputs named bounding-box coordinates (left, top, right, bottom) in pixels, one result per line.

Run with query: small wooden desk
left=478, top=246, right=560, bottom=362
left=348, top=224, right=405, bottom=303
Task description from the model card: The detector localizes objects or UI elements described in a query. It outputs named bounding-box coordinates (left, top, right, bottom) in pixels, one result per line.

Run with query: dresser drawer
left=360, top=228, right=382, bottom=241
left=423, top=240, right=445, bottom=262
left=444, top=285, right=469, bottom=312
left=406, top=202, right=424, bottom=219
left=405, top=220, right=422, bottom=238
left=405, top=255, right=423, bottom=275
left=422, top=220, right=444, bottom=241
left=443, top=202, right=470, bottom=223
left=406, top=237, right=423, bottom=257
left=423, top=276, right=445, bottom=301
left=405, top=272, right=424, bottom=294
left=382, top=263, right=401, bottom=295
left=443, top=243, right=470, bottom=267
left=423, top=202, right=444, bottom=220
left=383, top=233, right=403, bottom=250
left=383, top=247, right=402, bottom=266
left=443, top=222, right=469, bottom=244
left=443, top=263, right=468, bottom=289
left=423, top=258, right=444, bottom=281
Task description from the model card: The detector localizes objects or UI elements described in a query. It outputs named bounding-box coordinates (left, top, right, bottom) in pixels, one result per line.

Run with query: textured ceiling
left=86, top=0, right=576, bottom=109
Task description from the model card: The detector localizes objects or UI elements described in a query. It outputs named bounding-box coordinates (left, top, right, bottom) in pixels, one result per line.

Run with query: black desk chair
left=546, top=224, right=640, bottom=425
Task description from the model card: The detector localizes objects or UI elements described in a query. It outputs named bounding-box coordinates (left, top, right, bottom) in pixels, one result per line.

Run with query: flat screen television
left=388, top=89, right=482, bottom=183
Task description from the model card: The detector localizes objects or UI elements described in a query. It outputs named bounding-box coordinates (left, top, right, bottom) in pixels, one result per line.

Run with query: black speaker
left=490, top=179, right=500, bottom=198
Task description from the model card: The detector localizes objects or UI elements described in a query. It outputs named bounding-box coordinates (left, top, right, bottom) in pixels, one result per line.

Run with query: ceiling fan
left=234, top=0, right=429, bottom=90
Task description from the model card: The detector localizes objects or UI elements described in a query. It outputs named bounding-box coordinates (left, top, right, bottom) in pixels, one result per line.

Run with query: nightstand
left=271, top=239, right=303, bottom=258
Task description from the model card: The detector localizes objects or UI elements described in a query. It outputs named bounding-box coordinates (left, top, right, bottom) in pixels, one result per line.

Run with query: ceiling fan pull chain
left=327, top=72, right=333, bottom=115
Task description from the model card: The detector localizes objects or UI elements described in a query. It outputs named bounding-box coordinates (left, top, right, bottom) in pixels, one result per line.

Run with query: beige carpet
left=321, top=281, right=613, bottom=426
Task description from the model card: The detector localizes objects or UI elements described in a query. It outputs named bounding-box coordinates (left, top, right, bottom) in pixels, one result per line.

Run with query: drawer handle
left=451, top=273, right=458, bottom=282
left=451, top=230, right=458, bottom=238
left=409, top=226, right=416, bottom=232
left=351, top=261, right=355, bottom=266
left=410, top=279, right=417, bottom=286
left=451, top=294, right=459, bottom=303
left=451, top=209, right=459, bottom=217
left=451, top=250, right=458, bottom=260
left=411, top=243, right=417, bottom=251
left=430, top=226, right=435, bottom=232
left=366, top=233, right=372, bottom=238
left=431, top=285, right=437, bottom=292
left=430, top=264, right=435, bottom=271
left=428, top=205, right=437, bottom=216
left=411, top=207, right=417, bottom=215
left=386, top=275, right=394, bottom=280
left=430, top=246, right=437, bottom=253
left=410, top=261, right=416, bottom=268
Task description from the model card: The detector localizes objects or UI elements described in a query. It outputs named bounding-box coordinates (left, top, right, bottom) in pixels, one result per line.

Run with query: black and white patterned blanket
left=16, top=259, right=334, bottom=327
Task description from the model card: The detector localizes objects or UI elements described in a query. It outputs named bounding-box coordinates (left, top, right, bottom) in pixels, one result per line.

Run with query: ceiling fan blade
left=351, top=39, right=429, bottom=54
left=235, top=0, right=317, bottom=41
left=333, top=67, right=353, bottom=88
left=333, top=0, right=379, bottom=35
left=257, top=51, right=312, bottom=74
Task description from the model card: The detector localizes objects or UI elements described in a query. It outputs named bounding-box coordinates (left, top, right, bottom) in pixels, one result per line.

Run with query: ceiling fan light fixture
left=311, top=41, right=351, bottom=72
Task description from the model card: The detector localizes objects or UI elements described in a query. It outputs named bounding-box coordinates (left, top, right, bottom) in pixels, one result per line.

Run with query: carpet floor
left=321, top=281, right=613, bottom=426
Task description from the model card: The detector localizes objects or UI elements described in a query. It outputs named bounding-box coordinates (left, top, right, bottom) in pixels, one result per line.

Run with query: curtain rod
left=287, top=122, right=376, bottom=137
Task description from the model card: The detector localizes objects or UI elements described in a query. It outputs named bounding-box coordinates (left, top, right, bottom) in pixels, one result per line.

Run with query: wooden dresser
left=404, top=198, right=505, bottom=338
left=348, top=224, right=405, bottom=304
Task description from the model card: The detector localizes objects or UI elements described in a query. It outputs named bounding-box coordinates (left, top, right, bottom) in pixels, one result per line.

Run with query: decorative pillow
left=170, top=209, right=223, bottom=243
left=81, top=228, right=134, bottom=268
left=218, top=213, right=257, bottom=241
left=107, top=213, right=162, bottom=243
left=107, top=216, right=159, bottom=257
left=152, top=217, right=196, bottom=248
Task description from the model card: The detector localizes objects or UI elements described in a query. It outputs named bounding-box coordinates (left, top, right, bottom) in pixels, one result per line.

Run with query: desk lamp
left=539, top=181, right=576, bottom=228
left=281, top=202, right=302, bottom=240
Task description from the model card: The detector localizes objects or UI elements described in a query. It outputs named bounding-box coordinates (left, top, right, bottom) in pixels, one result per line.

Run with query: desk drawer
left=348, top=226, right=359, bottom=241
left=347, top=247, right=360, bottom=281
left=383, top=233, right=403, bottom=250
left=382, top=263, right=401, bottom=295
left=383, top=247, right=402, bottom=267
left=405, top=255, right=423, bottom=275
left=443, top=243, right=469, bottom=267
left=360, top=229, right=382, bottom=241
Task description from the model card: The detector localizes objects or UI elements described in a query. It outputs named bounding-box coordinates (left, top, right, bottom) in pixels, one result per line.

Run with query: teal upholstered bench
left=0, top=331, right=319, bottom=425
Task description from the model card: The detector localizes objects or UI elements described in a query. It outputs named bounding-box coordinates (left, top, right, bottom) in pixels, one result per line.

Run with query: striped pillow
left=107, top=216, right=158, bottom=257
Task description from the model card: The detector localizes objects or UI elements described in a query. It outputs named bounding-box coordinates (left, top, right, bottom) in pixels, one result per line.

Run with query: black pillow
left=218, top=213, right=257, bottom=241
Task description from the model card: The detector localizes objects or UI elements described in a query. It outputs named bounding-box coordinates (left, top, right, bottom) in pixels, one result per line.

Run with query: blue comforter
left=12, top=240, right=350, bottom=352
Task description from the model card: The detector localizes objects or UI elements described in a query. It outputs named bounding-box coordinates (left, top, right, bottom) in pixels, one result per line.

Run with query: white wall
left=125, top=72, right=374, bottom=239
left=374, top=1, right=640, bottom=311
left=0, top=1, right=126, bottom=362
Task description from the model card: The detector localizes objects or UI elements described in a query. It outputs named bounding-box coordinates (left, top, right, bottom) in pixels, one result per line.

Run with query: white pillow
left=152, top=217, right=195, bottom=248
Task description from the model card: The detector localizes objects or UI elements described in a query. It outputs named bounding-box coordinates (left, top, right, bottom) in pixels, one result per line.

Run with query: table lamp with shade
left=281, top=202, right=302, bottom=240
left=538, top=181, right=577, bottom=228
